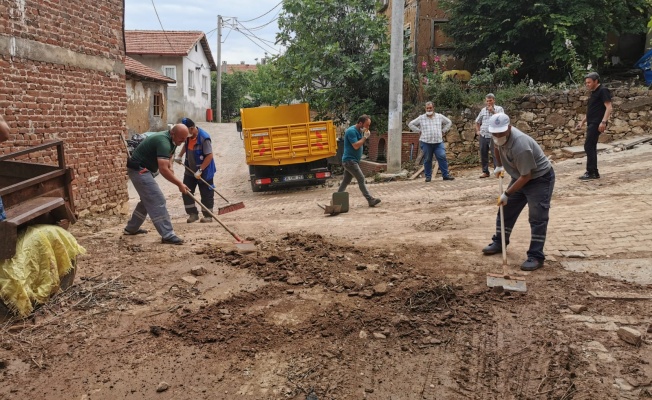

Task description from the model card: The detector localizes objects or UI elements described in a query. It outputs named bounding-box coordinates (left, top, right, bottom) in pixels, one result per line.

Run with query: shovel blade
left=486, top=274, right=527, bottom=292
left=234, top=241, right=257, bottom=254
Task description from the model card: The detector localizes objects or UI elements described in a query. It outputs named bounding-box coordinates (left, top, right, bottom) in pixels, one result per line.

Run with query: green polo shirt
left=131, top=130, right=176, bottom=173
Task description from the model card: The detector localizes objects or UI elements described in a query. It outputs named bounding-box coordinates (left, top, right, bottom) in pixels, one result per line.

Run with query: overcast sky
left=124, top=0, right=283, bottom=66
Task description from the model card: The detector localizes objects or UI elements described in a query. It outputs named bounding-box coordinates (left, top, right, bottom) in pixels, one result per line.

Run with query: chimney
left=240, top=61, right=245, bottom=65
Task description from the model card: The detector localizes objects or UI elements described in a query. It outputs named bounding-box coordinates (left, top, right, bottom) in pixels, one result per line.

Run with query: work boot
left=521, top=257, right=544, bottom=271
left=579, top=172, right=599, bottom=180
left=479, top=172, right=490, bottom=178
left=482, top=242, right=502, bottom=255
left=368, top=198, right=381, bottom=207
left=425, top=177, right=431, bottom=182
left=161, top=236, right=184, bottom=245
left=200, top=215, right=213, bottom=223
left=443, top=176, right=455, bottom=181
left=187, top=213, right=199, bottom=223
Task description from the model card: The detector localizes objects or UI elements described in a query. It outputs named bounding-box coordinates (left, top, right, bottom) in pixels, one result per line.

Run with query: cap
left=488, top=113, right=510, bottom=134
left=585, top=72, right=600, bottom=81
left=181, top=117, right=195, bottom=128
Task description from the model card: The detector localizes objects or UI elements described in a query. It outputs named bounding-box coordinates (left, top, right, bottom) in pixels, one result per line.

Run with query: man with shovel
left=481, top=113, right=555, bottom=271
left=175, top=118, right=217, bottom=223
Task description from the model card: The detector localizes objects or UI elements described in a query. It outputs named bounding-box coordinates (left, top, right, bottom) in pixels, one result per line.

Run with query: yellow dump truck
left=237, top=103, right=337, bottom=192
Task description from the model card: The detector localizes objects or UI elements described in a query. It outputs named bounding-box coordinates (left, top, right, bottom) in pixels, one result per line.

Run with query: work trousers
left=125, top=169, right=177, bottom=240
left=479, top=136, right=495, bottom=174
left=338, top=160, right=373, bottom=202
left=181, top=174, right=215, bottom=216
left=584, top=123, right=601, bottom=175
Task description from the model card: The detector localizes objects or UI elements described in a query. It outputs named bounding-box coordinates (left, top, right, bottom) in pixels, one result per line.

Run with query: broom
left=177, top=162, right=245, bottom=215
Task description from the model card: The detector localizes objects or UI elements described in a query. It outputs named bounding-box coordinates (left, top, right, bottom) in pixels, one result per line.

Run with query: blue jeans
left=420, top=141, right=450, bottom=178
left=125, top=169, right=177, bottom=240
left=338, top=160, right=373, bottom=202
left=0, top=196, right=5, bottom=221
left=491, top=168, right=555, bottom=260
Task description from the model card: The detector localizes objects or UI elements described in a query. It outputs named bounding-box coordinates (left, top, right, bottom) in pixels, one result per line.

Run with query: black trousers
left=181, top=174, right=215, bottom=216
left=584, top=123, right=601, bottom=174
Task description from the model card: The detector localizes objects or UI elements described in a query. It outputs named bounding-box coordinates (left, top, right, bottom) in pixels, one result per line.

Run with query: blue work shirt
left=341, top=125, right=363, bottom=163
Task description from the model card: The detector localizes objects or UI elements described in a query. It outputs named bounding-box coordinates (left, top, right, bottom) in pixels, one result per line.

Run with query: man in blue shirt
left=0, top=115, right=10, bottom=221
left=337, top=115, right=381, bottom=207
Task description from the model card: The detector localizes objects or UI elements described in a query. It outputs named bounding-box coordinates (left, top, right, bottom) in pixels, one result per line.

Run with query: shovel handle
left=187, top=192, right=245, bottom=243
left=178, top=161, right=230, bottom=203
left=498, top=174, right=508, bottom=275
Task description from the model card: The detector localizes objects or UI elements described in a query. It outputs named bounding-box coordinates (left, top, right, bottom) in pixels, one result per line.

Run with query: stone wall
left=0, top=0, right=128, bottom=214
left=367, top=86, right=652, bottom=167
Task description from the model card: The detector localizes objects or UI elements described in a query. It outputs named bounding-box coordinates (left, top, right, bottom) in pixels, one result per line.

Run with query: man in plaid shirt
left=408, top=101, right=455, bottom=182
left=475, top=94, right=504, bottom=178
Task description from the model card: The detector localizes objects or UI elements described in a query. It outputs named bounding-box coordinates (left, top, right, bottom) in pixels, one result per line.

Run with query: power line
left=234, top=28, right=279, bottom=55
left=150, top=0, right=175, bottom=53
left=237, top=21, right=278, bottom=46
left=238, top=1, right=282, bottom=23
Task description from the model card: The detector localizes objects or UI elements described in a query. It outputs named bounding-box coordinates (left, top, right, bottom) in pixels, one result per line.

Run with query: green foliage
left=214, top=71, right=252, bottom=122
left=424, top=81, right=468, bottom=111
left=468, top=52, right=522, bottom=89
left=439, top=0, right=651, bottom=82
left=246, top=63, right=294, bottom=107
left=274, top=0, right=390, bottom=128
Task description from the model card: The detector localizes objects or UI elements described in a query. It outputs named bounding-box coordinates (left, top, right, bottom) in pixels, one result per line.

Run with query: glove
left=363, top=130, right=371, bottom=139
left=174, top=157, right=182, bottom=164
left=493, top=166, right=504, bottom=178
left=194, top=168, right=203, bottom=179
left=497, top=192, right=508, bottom=206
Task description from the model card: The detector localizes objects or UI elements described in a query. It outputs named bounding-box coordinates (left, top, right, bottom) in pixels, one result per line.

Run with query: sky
left=124, top=0, right=283, bottom=66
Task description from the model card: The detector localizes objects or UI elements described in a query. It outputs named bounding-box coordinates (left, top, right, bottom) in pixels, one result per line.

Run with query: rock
left=569, top=305, right=587, bottom=314
left=356, top=264, right=367, bottom=271
left=156, top=382, right=169, bottom=392
left=181, top=276, right=198, bottom=285
left=0, top=359, right=7, bottom=369
left=268, top=255, right=283, bottom=262
left=614, top=377, right=635, bottom=391
left=218, top=308, right=230, bottom=315
left=287, top=276, right=304, bottom=285
left=149, top=326, right=162, bottom=337
left=230, top=259, right=240, bottom=266
left=359, top=330, right=368, bottom=339
left=373, top=283, right=388, bottom=296
left=286, top=289, right=294, bottom=295
left=372, top=332, right=386, bottom=339
left=617, top=327, right=642, bottom=346
left=190, top=266, right=208, bottom=276
left=360, top=290, right=374, bottom=299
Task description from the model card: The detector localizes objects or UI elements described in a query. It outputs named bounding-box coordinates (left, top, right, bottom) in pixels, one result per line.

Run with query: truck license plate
left=284, top=175, right=303, bottom=181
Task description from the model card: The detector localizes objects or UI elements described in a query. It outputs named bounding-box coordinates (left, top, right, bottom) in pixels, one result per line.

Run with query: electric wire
left=237, top=1, right=282, bottom=23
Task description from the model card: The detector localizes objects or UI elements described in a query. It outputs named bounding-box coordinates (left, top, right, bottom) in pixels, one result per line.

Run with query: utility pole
left=387, top=0, right=404, bottom=173
left=216, top=15, right=222, bottom=123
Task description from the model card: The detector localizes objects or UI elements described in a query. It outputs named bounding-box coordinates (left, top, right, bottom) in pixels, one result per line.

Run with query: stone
left=190, top=266, right=208, bottom=276
left=359, top=330, right=368, bottom=339
left=584, top=341, right=608, bottom=353
left=569, top=305, right=587, bottom=314
left=360, top=290, right=374, bottom=299
left=614, top=378, right=635, bottom=391
left=373, top=283, right=388, bottom=296
left=287, top=276, right=304, bottom=285
left=156, top=382, right=169, bottom=392
left=181, top=276, right=198, bottom=285
left=0, top=359, right=7, bottom=369
left=617, top=327, right=642, bottom=346
left=372, top=332, right=386, bottom=339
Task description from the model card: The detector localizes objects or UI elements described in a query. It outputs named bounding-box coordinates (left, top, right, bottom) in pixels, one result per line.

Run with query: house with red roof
left=125, top=56, right=176, bottom=135
left=125, top=30, right=217, bottom=124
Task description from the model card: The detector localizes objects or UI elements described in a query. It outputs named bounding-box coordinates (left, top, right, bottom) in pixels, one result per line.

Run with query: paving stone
left=617, top=327, right=642, bottom=346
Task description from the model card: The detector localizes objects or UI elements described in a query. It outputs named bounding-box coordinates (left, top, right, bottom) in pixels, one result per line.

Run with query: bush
left=424, top=81, right=469, bottom=110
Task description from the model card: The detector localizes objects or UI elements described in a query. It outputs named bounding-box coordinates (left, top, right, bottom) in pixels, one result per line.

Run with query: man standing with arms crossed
left=408, top=101, right=455, bottom=182
left=575, top=72, right=612, bottom=180
left=475, top=94, right=504, bottom=178
left=124, top=124, right=190, bottom=245
left=337, top=115, right=381, bottom=207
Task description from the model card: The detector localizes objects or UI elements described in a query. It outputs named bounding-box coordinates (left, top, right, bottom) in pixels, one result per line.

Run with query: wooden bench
left=0, top=196, right=66, bottom=259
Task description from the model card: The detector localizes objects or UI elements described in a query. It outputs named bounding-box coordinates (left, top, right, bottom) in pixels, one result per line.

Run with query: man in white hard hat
left=481, top=113, right=555, bottom=271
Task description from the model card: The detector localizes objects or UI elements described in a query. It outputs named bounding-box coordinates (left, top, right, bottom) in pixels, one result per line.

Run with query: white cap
left=488, top=113, right=510, bottom=134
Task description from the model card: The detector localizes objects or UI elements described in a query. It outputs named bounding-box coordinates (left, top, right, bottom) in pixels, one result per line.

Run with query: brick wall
left=367, top=132, right=421, bottom=164
left=0, top=0, right=128, bottom=214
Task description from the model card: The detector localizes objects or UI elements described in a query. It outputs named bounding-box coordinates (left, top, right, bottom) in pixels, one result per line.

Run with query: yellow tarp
left=0, top=225, right=86, bottom=317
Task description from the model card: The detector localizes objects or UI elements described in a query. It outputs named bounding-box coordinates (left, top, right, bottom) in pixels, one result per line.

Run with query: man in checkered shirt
left=475, top=93, right=504, bottom=178
left=408, top=101, right=455, bottom=182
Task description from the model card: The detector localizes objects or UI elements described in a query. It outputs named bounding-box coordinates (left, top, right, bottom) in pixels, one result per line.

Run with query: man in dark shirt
left=575, top=72, right=612, bottom=180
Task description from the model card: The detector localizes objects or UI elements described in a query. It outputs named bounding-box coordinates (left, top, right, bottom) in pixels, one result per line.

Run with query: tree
left=275, top=0, right=391, bottom=128
left=247, top=63, right=293, bottom=107
left=439, top=0, right=652, bottom=82
left=212, top=71, right=252, bottom=122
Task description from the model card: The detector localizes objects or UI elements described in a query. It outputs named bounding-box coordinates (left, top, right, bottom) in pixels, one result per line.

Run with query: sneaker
left=200, top=216, right=213, bottom=223
left=187, top=214, right=199, bottom=223
left=482, top=242, right=502, bottom=255
left=443, top=176, right=455, bottom=181
left=368, top=198, right=381, bottom=207
left=521, top=257, right=544, bottom=271
left=480, top=172, right=490, bottom=178
left=579, top=172, right=599, bottom=180
left=123, top=228, right=148, bottom=235
left=425, top=177, right=431, bottom=182
left=162, top=236, right=184, bottom=245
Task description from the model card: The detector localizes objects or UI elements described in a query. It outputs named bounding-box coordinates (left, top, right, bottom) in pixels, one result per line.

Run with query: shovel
left=317, top=203, right=342, bottom=216
left=177, top=162, right=245, bottom=215
left=486, top=173, right=527, bottom=292
left=187, top=192, right=256, bottom=254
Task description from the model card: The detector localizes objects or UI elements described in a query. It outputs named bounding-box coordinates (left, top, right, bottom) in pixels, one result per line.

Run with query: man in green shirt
left=124, top=124, right=190, bottom=245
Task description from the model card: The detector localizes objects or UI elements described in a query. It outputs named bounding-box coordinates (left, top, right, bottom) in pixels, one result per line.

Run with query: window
left=433, top=20, right=454, bottom=49
left=188, top=69, right=195, bottom=90
left=201, top=75, right=208, bottom=94
left=153, top=92, right=163, bottom=117
left=162, top=66, right=176, bottom=87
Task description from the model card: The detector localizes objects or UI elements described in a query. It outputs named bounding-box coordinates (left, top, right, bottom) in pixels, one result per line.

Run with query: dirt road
left=1, top=122, right=651, bottom=399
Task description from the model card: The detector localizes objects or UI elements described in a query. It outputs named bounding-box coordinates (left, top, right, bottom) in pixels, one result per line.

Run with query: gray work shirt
left=497, top=127, right=551, bottom=179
